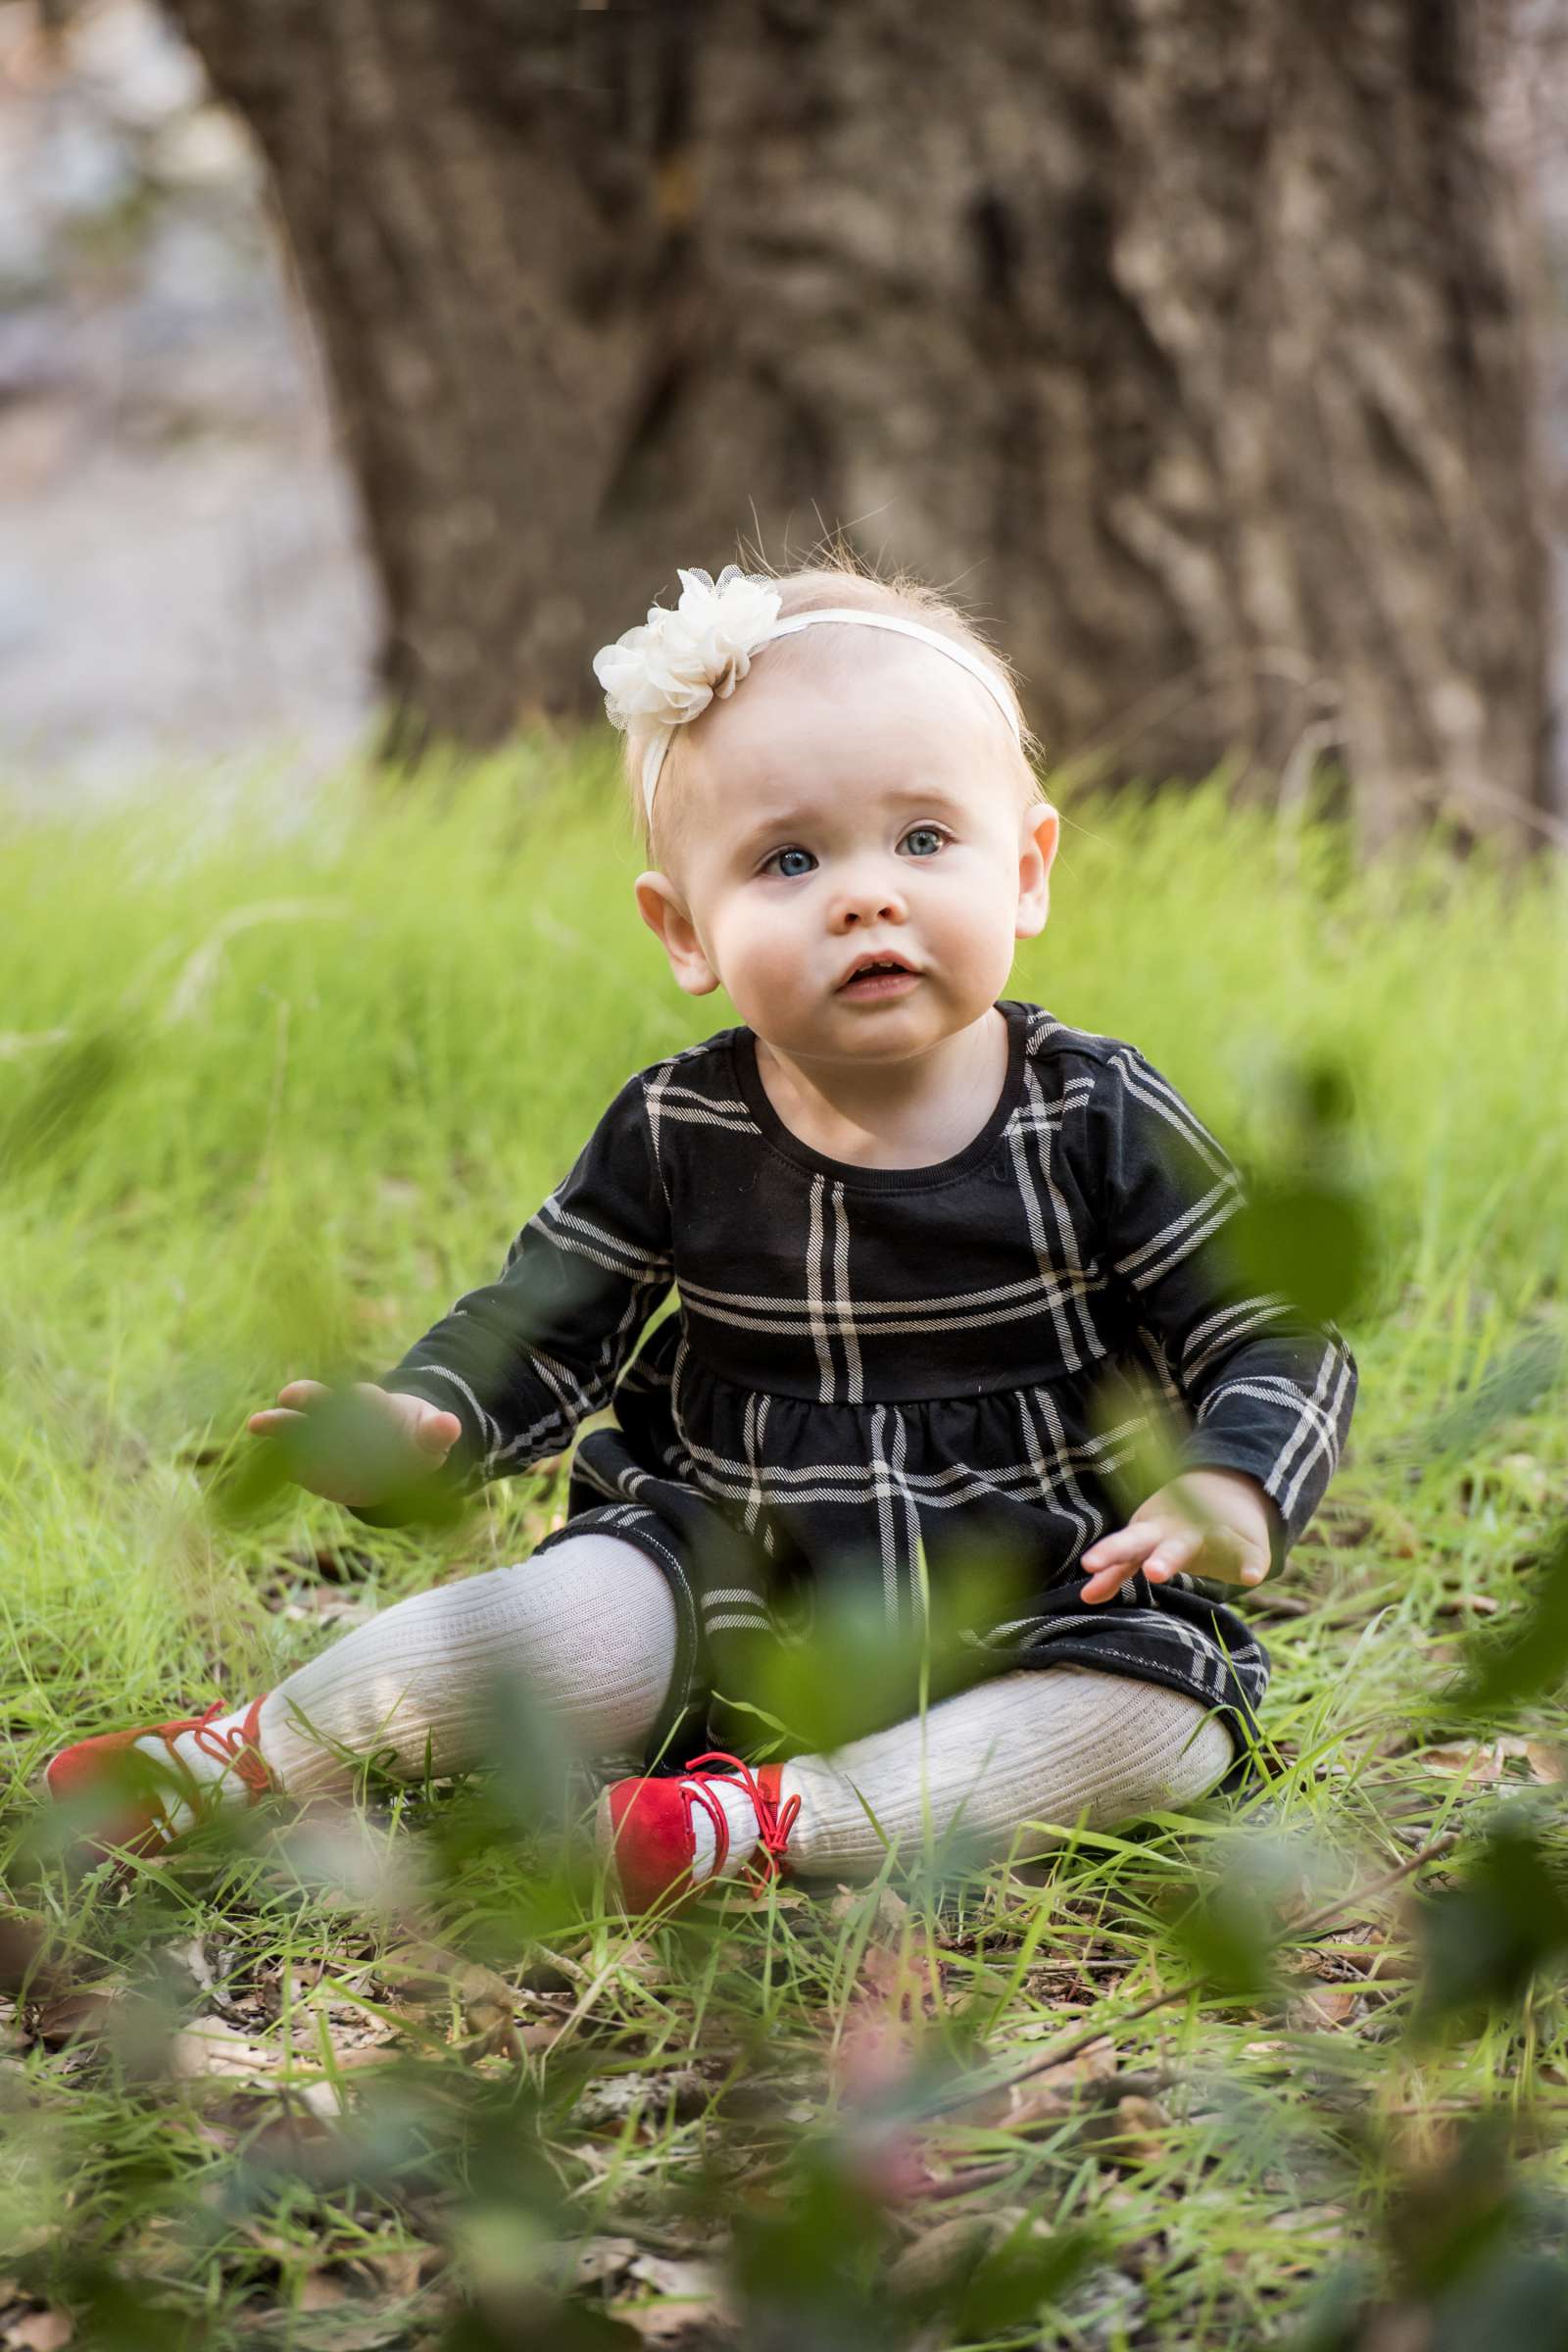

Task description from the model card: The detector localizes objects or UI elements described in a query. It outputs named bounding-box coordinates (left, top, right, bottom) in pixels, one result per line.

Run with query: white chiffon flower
left=593, top=564, right=783, bottom=734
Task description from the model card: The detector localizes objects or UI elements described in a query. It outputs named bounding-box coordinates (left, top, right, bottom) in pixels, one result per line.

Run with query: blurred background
left=2, top=0, right=1567, bottom=838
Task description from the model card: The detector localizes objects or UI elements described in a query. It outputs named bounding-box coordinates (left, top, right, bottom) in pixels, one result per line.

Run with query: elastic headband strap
left=641, top=607, right=1023, bottom=821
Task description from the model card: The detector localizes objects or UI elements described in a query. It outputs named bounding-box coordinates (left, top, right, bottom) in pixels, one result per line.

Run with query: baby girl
left=47, top=558, right=1356, bottom=1906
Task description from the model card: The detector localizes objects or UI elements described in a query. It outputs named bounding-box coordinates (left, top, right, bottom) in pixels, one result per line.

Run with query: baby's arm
left=1071, top=1046, right=1356, bottom=1605
left=246, top=1073, right=673, bottom=1516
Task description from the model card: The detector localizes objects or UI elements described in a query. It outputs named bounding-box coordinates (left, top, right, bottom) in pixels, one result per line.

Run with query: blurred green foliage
left=1228, top=1057, right=1374, bottom=1324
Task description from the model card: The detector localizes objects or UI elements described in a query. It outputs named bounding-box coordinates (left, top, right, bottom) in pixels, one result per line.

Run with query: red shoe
left=597, top=1751, right=801, bottom=1913
left=43, top=1694, right=273, bottom=1866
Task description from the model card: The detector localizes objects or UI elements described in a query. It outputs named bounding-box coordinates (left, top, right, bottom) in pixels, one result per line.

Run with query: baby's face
left=635, top=644, right=1058, bottom=1070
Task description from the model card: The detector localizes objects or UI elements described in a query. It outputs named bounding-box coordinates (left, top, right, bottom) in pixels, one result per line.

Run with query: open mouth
left=836, top=955, right=919, bottom=998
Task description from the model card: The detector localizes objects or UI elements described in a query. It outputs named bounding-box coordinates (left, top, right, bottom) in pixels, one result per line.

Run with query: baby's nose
left=832, top=866, right=907, bottom=928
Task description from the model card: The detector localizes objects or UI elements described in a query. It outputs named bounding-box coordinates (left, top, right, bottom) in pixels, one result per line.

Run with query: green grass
left=1, top=748, right=1566, bottom=2348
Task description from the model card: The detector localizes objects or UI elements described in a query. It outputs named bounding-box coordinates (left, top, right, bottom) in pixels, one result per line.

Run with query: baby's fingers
left=410, top=1406, right=464, bottom=1457
left=1196, top=1524, right=1270, bottom=1588
left=1140, top=1524, right=1205, bottom=1586
left=1078, top=1521, right=1163, bottom=1605
left=247, top=1378, right=328, bottom=1440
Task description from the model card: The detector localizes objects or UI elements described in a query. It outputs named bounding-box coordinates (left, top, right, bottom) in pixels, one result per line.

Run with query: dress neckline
left=730, top=1000, right=1029, bottom=1193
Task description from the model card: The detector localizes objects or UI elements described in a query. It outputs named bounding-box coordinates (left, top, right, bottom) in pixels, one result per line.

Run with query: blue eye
left=764, top=846, right=817, bottom=878
left=901, top=826, right=947, bottom=858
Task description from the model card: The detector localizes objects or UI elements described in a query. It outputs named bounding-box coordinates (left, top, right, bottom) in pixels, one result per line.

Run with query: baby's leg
left=257, top=1533, right=678, bottom=1797
left=778, top=1666, right=1234, bottom=1881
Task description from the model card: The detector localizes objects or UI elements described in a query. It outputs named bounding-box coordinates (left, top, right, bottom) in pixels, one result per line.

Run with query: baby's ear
left=1015, top=802, right=1059, bottom=940
left=635, top=872, right=719, bottom=996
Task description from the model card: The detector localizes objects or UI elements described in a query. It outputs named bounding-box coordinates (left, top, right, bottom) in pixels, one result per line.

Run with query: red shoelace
left=156, top=1694, right=272, bottom=1802
left=678, top=1751, right=801, bottom=1888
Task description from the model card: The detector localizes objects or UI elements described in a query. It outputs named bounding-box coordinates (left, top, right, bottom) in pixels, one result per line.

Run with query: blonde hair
left=614, top=538, right=1046, bottom=862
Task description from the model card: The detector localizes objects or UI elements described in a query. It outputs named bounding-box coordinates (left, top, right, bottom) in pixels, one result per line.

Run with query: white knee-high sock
left=768, top=1667, right=1235, bottom=1882
left=248, top=1534, right=679, bottom=1798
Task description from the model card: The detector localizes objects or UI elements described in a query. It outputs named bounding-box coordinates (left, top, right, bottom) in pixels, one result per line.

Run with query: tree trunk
left=165, top=0, right=1554, bottom=844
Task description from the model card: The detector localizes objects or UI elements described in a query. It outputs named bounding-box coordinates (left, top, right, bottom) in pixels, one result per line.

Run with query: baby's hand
left=1077, top=1468, right=1275, bottom=1607
left=246, top=1379, right=464, bottom=1507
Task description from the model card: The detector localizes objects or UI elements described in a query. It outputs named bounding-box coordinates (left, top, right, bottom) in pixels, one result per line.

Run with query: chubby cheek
left=920, top=871, right=1019, bottom=993
left=708, top=902, right=815, bottom=1024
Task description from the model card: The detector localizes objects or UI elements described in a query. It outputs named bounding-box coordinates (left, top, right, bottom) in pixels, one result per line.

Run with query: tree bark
left=165, top=0, right=1555, bottom=843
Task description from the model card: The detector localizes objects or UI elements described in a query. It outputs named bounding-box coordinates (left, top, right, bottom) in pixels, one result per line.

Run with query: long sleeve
left=365, top=1072, right=673, bottom=1509
left=1084, top=1045, right=1356, bottom=1561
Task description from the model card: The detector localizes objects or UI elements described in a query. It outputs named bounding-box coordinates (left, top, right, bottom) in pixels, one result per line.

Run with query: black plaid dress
left=373, top=1003, right=1355, bottom=1765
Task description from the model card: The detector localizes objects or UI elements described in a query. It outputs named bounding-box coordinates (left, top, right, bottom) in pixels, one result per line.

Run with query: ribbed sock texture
left=778, top=1666, right=1236, bottom=1880
left=257, top=1535, right=679, bottom=1797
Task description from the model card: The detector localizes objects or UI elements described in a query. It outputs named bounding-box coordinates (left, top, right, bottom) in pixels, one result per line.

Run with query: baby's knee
left=1048, top=1671, right=1234, bottom=1825
left=1137, top=1691, right=1235, bottom=1810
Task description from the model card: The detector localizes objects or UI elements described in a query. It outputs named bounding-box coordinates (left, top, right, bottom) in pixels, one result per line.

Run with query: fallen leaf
left=827, top=1885, right=911, bottom=1938
left=0, top=1916, right=61, bottom=2002
left=834, top=2004, right=918, bottom=2110
left=614, top=2252, right=732, bottom=2345
left=376, top=1942, right=517, bottom=2034
left=963, top=2036, right=1119, bottom=2132
left=356, top=2245, right=429, bottom=2299
left=1421, top=1736, right=1565, bottom=1785
left=324, top=2042, right=405, bottom=2078
left=161, top=1936, right=215, bottom=1995
left=1420, top=1743, right=1505, bottom=1782
left=280, top=1597, right=372, bottom=1631
left=517, top=2019, right=567, bottom=2055
left=171, top=2016, right=284, bottom=2082
left=570, top=2071, right=708, bottom=2130
left=856, top=1943, right=945, bottom=2022
left=1085, top=2093, right=1168, bottom=2168
left=1309, top=1943, right=1419, bottom=1984
left=28, top=1989, right=121, bottom=2050
left=833, top=1930, right=951, bottom=2118
left=1033, top=2035, right=1116, bottom=2092
left=628, top=2255, right=724, bottom=2300
left=296, top=2272, right=349, bottom=2313
left=3, top=2315, right=74, bottom=2351
left=1287, top=1983, right=1360, bottom=2030
left=549, top=2236, right=640, bottom=2293
left=607, top=1937, right=668, bottom=1985
left=297, top=2080, right=347, bottom=2121
left=241, top=2108, right=340, bottom=2171
left=456, top=1962, right=517, bottom=2038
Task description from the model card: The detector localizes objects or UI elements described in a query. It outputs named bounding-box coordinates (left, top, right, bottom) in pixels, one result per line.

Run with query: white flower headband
left=592, top=564, right=1025, bottom=822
